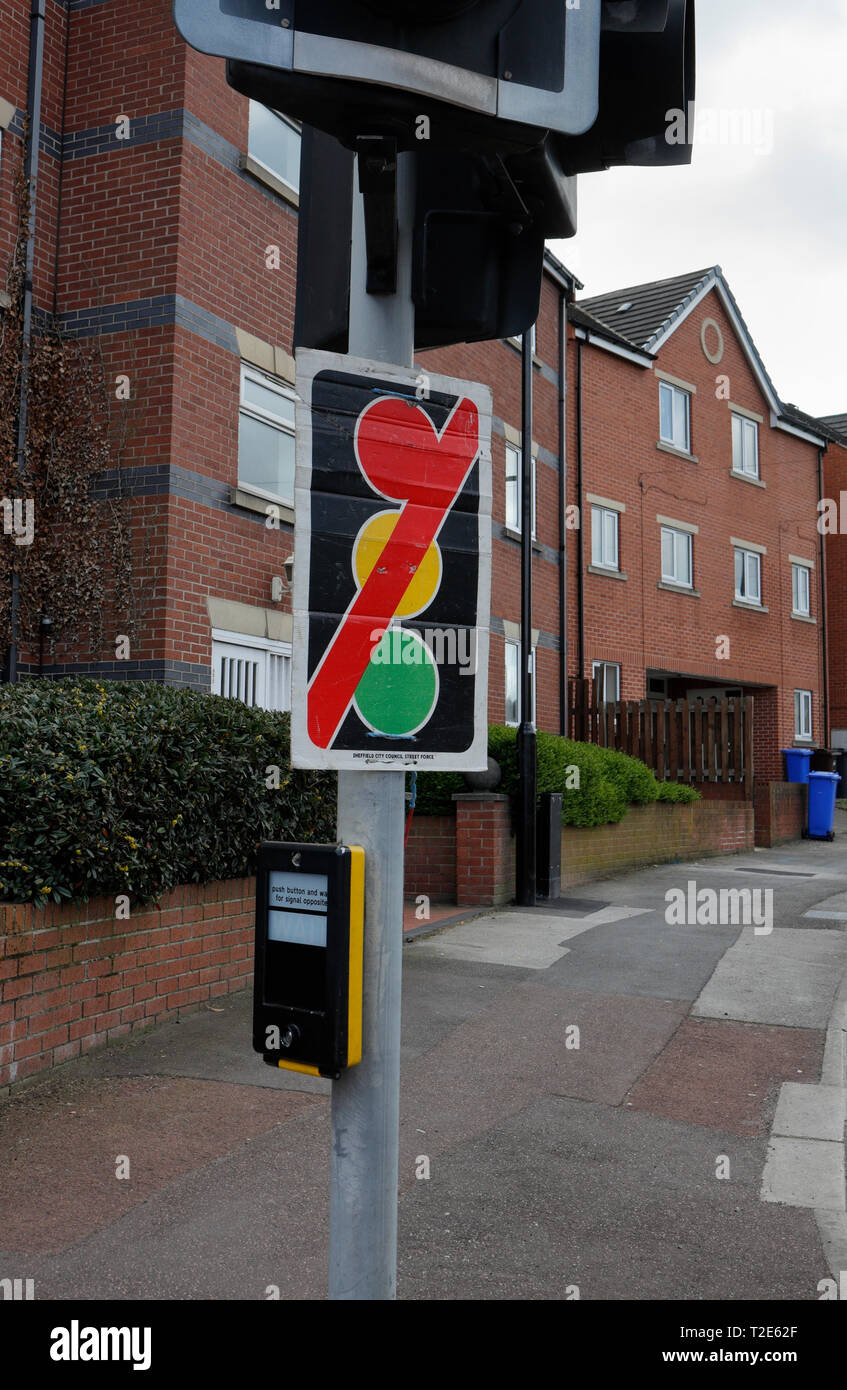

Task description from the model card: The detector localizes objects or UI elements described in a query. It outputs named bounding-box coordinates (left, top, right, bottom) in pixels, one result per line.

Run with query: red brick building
left=565, top=268, right=831, bottom=781
left=819, top=416, right=847, bottom=748
left=1, top=1, right=839, bottom=785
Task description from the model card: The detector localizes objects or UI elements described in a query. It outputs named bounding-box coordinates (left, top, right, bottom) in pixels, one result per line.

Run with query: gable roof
left=577, top=268, right=714, bottom=354
left=572, top=266, right=830, bottom=448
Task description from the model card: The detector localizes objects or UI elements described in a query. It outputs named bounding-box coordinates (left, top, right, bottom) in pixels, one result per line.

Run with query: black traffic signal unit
left=253, top=842, right=364, bottom=1080
left=294, top=127, right=569, bottom=352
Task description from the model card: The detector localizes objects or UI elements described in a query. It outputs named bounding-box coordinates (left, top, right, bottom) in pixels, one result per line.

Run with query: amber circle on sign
left=353, top=509, right=441, bottom=618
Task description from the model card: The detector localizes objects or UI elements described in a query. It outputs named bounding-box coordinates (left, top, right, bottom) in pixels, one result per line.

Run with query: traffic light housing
left=175, top=1, right=695, bottom=178
left=294, top=126, right=574, bottom=352
left=174, top=0, right=603, bottom=155
left=558, top=0, right=696, bottom=173
left=175, top=1, right=695, bottom=346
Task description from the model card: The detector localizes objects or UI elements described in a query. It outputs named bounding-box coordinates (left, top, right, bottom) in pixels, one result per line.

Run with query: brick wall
left=404, top=814, right=456, bottom=903
left=753, top=781, right=807, bottom=848
left=560, top=801, right=754, bottom=889
left=0, top=879, right=254, bottom=1095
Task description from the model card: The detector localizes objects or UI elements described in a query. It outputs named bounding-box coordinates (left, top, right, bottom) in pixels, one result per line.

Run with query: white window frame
left=731, top=413, right=759, bottom=477
left=792, top=562, right=811, bottom=616
left=505, top=639, right=536, bottom=727
left=238, top=363, right=297, bottom=505
left=661, top=526, right=693, bottom=588
left=659, top=381, right=691, bottom=452
left=734, top=547, right=762, bottom=604
left=505, top=442, right=536, bottom=539
left=794, top=689, right=813, bottom=742
left=211, top=630, right=292, bottom=712
left=247, top=101, right=301, bottom=194
left=591, top=505, right=619, bottom=571
left=592, top=661, right=621, bottom=703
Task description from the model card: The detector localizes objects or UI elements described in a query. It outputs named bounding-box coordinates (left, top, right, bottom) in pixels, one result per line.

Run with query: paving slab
left=693, top=927, right=847, bottom=1029
left=410, top=905, right=651, bottom=970
left=772, top=1082, right=846, bottom=1142
left=760, top=1137, right=846, bottom=1212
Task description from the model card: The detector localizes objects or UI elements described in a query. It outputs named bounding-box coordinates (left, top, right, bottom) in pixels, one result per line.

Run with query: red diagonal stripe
left=307, top=396, right=479, bottom=749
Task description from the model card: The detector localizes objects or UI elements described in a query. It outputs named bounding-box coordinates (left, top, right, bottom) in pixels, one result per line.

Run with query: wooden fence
left=569, top=678, right=754, bottom=793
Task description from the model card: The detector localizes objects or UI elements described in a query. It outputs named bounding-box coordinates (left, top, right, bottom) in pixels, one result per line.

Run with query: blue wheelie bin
left=806, top=771, right=840, bottom=842
left=782, top=748, right=812, bottom=783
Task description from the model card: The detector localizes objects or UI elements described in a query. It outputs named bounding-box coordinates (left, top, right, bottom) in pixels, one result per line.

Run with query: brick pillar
left=752, top=686, right=782, bottom=783
left=453, top=792, right=514, bottom=907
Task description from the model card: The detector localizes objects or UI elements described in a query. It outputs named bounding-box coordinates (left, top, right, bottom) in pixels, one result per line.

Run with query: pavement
left=2, top=814, right=847, bottom=1301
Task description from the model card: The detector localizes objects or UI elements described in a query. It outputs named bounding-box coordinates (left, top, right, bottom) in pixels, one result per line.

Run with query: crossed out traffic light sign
left=291, top=352, right=492, bottom=771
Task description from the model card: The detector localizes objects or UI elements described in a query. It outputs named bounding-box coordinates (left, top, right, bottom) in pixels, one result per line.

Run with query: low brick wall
left=405, top=793, right=761, bottom=906
left=0, top=879, right=255, bottom=1094
left=560, top=800, right=754, bottom=890
left=404, top=813, right=456, bottom=903
left=753, top=780, right=807, bottom=848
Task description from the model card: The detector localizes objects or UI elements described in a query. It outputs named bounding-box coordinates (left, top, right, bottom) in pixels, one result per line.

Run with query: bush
left=656, top=781, right=701, bottom=803
left=408, top=769, right=464, bottom=817
left=417, top=726, right=702, bottom=828
left=415, top=726, right=657, bottom=829
left=599, top=747, right=660, bottom=806
left=0, top=678, right=336, bottom=906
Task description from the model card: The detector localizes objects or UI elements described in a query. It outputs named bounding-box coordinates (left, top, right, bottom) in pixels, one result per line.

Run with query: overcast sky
left=551, top=0, right=847, bottom=418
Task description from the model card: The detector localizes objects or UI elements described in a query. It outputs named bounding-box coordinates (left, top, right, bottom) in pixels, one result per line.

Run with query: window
left=792, top=563, right=811, bottom=616
left=591, top=506, right=619, bottom=570
left=795, top=689, right=812, bottom=741
left=238, top=364, right=296, bottom=503
left=505, top=640, right=536, bottom=727
left=212, top=633, right=292, bottom=712
left=659, top=381, right=690, bottom=452
left=247, top=102, right=301, bottom=193
left=508, top=323, right=536, bottom=354
left=661, top=526, right=693, bottom=587
left=592, top=661, right=621, bottom=703
left=735, top=548, right=762, bottom=604
left=731, top=413, right=759, bottom=477
left=505, top=442, right=536, bottom=537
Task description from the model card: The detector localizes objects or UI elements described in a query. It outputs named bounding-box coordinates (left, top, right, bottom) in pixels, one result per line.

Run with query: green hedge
left=0, top=678, right=336, bottom=906
left=415, top=725, right=699, bottom=827
left=656, top=781, right=701, bottom=804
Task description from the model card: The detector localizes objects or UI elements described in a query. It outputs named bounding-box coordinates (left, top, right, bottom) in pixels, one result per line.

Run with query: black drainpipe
left=576, top=334, right=585, bottom=682
left=817, top=445, right=830, bottom=744
left=6, top=0, right=47, bottom=685
left=557, top=287, right=568, bottom=735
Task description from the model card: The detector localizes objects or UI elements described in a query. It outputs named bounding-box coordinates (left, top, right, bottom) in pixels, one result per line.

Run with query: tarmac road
left=1, top=822, right=846, bottom=1301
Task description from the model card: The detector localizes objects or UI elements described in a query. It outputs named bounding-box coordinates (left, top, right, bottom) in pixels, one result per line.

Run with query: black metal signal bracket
left=356, top=136, right=399, bottom=295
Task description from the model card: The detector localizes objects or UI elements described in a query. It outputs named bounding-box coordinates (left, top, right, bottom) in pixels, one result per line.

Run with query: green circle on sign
left=354, top=628, right=438, bottom=737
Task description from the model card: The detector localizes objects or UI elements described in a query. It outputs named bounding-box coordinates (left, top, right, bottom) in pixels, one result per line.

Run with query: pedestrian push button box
left=253, top=842, right=364, bottom=1080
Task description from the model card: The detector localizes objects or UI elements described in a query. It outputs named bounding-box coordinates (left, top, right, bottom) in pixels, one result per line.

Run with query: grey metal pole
left=517, top=326, right=536, bottom=906
left=329, top=149, right=415, bottom=1301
